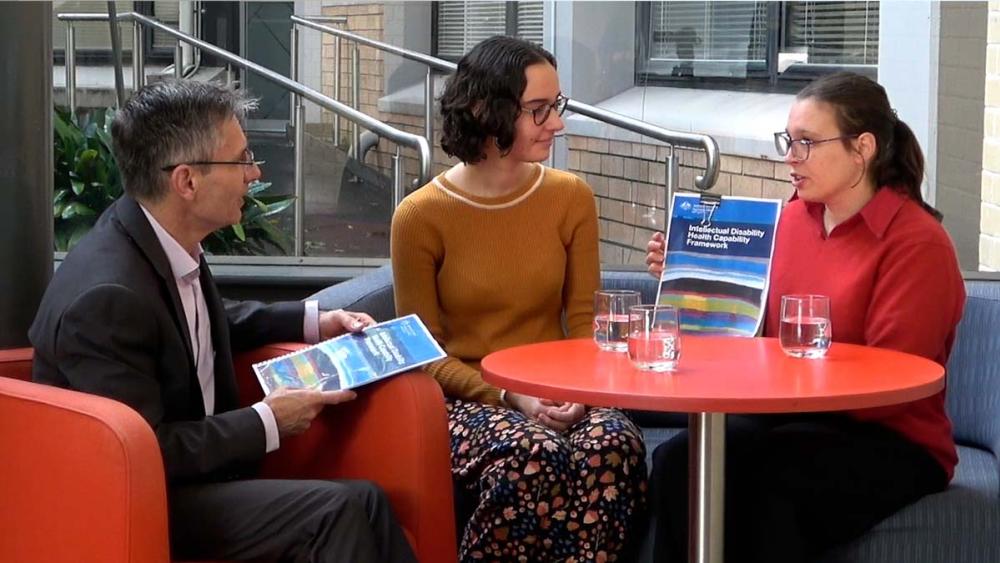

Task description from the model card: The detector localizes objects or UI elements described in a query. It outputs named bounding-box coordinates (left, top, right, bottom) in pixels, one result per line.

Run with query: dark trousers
left=169, top=479, right=417, bottom=563
left=650, top=414, right=947, bottom=563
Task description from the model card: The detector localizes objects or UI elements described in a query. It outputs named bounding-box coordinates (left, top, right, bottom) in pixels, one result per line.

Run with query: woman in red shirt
left=645, top=72, right=965, bottom=562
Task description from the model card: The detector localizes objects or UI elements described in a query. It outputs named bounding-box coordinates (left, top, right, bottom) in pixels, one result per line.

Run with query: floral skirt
left=447, top=398, right=647, bottom=563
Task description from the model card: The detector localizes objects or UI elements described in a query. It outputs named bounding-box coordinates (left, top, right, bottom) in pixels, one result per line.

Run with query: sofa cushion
left=308, top=264, right=396, bottom=322
left=946, top=279, right=1000, bottom=459
left=819, top=444, right=1000, bottom=563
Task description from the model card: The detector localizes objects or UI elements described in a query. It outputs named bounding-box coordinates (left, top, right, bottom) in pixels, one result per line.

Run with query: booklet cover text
left=657, top=193, right=782, bottom=337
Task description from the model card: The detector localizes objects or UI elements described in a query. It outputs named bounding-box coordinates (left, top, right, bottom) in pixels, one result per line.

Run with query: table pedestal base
left=689, top=412, right=726, bottom=563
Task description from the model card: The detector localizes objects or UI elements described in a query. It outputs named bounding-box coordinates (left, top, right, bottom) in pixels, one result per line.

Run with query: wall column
left=0, top=2, right=53, bottom=346
left=982, top=3, right=1000, bottom=271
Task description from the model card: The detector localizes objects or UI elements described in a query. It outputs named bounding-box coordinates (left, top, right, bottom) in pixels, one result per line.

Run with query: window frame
left=431, top=1, right=536, bottom=62
left=635, top=1, right=877, bottom=93
left=53, top=1, right=208, bottom=66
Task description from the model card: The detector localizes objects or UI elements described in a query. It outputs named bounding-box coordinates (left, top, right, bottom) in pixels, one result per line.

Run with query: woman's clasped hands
left=506, top=391, right=587, bottom=431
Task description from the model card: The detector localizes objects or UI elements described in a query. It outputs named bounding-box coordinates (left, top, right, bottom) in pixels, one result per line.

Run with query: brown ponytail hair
left=796, top=72, right=942, bottom=221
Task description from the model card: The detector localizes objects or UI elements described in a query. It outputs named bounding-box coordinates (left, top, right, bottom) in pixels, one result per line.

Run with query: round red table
left=481, top=336, right=945, bottom=563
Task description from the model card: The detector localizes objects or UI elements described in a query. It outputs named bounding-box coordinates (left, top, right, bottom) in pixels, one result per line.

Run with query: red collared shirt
left=765, top=187, right=965, bottom=478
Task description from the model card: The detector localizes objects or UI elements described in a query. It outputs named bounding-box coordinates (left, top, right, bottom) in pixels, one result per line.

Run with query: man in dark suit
left=29, top=80, right=416, bottom=563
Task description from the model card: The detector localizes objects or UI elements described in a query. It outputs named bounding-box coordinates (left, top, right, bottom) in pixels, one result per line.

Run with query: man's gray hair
left=110, top=79, right=258, bottom=201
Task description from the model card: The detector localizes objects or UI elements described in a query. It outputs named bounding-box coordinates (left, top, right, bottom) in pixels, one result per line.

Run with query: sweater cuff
left=483, top=386, right=504, bottom=406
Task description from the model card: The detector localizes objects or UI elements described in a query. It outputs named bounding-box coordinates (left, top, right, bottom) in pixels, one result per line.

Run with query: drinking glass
left=627, top=305, right=681, bottom=372
left=779, top=294, right=832, bottom=358
left=593, top=290, right=641, bottom=352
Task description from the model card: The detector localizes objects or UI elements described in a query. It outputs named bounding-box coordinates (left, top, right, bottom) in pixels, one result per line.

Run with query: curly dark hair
left=439, top=36, right=557, bottom=164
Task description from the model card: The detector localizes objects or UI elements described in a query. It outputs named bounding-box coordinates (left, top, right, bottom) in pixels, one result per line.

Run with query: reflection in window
left=649, top=1, right=768, bottom=79
left=52, top=1, right=182, bottom=60
left=435, top=1, right=544, bottom=60
left=640, top=1, right=879, bottom=87
left=784, top=2, right=879, bottom=66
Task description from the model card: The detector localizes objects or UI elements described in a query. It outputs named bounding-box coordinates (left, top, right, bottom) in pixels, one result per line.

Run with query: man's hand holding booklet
left=252, top=314, right=445, bottom=393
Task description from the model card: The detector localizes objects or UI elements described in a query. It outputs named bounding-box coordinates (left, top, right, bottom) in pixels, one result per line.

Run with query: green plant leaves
left=61, top=202, right=96, bottom=220
left=202, top=179, right=295, bottom=255
left=53, top=105, right=122, bottom=251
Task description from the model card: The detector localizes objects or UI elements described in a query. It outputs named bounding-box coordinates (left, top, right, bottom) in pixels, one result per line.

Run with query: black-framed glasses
left=521, top=95, right=569, bottom=126
left=160, top=148, right=265, bottom=172
left=773, top=131, right=860, bottom=161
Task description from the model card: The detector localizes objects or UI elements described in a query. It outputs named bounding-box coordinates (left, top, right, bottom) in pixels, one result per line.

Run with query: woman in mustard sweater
left=391, top=36, right=647, bottom=562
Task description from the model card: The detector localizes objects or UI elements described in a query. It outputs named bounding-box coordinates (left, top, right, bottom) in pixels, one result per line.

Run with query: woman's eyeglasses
left=773, top=131, right=859, bottom=162
left=521, top=95, right=569, bottom=126
left=161, top=148, right=265, bottom=172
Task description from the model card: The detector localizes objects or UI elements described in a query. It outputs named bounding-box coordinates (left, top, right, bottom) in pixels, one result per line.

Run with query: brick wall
left=318, top=3, right=385, bottom=145
left=981, top=2, right=1000, bottom=271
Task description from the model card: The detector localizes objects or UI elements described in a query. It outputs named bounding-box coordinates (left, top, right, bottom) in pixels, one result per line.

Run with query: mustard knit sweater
left=390, top=164, right=600, bottom=405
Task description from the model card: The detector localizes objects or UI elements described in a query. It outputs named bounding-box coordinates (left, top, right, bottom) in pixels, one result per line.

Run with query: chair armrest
left=0, top=377, right=169, bottom=563
left=233, top=343, right=458, bottom=563
left=0, top=347, right=34, bottom=381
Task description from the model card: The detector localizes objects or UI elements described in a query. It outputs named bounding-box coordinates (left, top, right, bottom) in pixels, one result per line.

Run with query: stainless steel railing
left=57, top=11, right=433, bottom=257
left=290, top=14, right=721, bottom=204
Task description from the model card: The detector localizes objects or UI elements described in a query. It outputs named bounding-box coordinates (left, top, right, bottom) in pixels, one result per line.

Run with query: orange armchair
left=0, top=347, right=171, bottom=563
left=0, top=345, right=457, bottom=563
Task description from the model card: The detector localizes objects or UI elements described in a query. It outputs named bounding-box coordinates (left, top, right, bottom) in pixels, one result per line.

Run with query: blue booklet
left=252, top=314, right=446, bottom=393
left=656, top=193, right=782, bottom=337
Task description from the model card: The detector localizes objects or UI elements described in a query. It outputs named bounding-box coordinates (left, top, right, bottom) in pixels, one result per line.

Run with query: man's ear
left=165, top=165, right=198, bottom=202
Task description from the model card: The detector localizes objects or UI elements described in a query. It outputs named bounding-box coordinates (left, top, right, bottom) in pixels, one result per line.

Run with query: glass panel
left=646, top=1, right=768, bottom=78
left=297, top=112, right=394, bottom=258
left=236, top=107, right=396, bottom=259
left=437, top=1, right=544, bottom=58
left=437, top=1, right=506, bottom=59
left=150, top=1, right=181, bottom=52
left=784, top=1, right=879, bottom=66
left=52, top=1, right=134, bottom=52
left=516, top=2, right=545, bottom=46
left=243, top=1, right=293, bottom=123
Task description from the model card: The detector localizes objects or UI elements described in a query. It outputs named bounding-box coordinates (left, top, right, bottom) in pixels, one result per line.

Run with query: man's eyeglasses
left=520, top=95, right=569, bottom=126
left=160, top=148, right=265, bottom=172
left=773, top=131, right=860, bottom=162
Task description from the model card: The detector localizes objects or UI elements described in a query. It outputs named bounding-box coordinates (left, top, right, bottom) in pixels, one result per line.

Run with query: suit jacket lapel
left=199, top=257, right=239, bottom=414
left=113, top=196, right=198, bottom=370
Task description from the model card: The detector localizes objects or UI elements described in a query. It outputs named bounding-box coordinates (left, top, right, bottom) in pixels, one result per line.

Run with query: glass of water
left=627, top=305, right=681, bottom=372
left=593, top=290, right=641, bottom=352
left=779, top=294, right=832, bottom=358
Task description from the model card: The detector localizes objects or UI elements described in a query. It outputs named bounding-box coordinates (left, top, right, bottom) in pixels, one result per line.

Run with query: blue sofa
left=309, top=266, right=1000, bottom=562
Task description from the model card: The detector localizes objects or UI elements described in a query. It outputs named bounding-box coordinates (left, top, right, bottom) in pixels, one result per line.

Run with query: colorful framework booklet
left=656, top=192, right=782, bottom=337
left=252, top=314, right=446, bottom=393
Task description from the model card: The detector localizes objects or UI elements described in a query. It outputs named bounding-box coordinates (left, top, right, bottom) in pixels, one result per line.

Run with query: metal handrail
left=57, top=11, right=433, bottom=257
left=293, top=16, right=455, bottom=73
left=290, top=14, right=720, bottom=193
